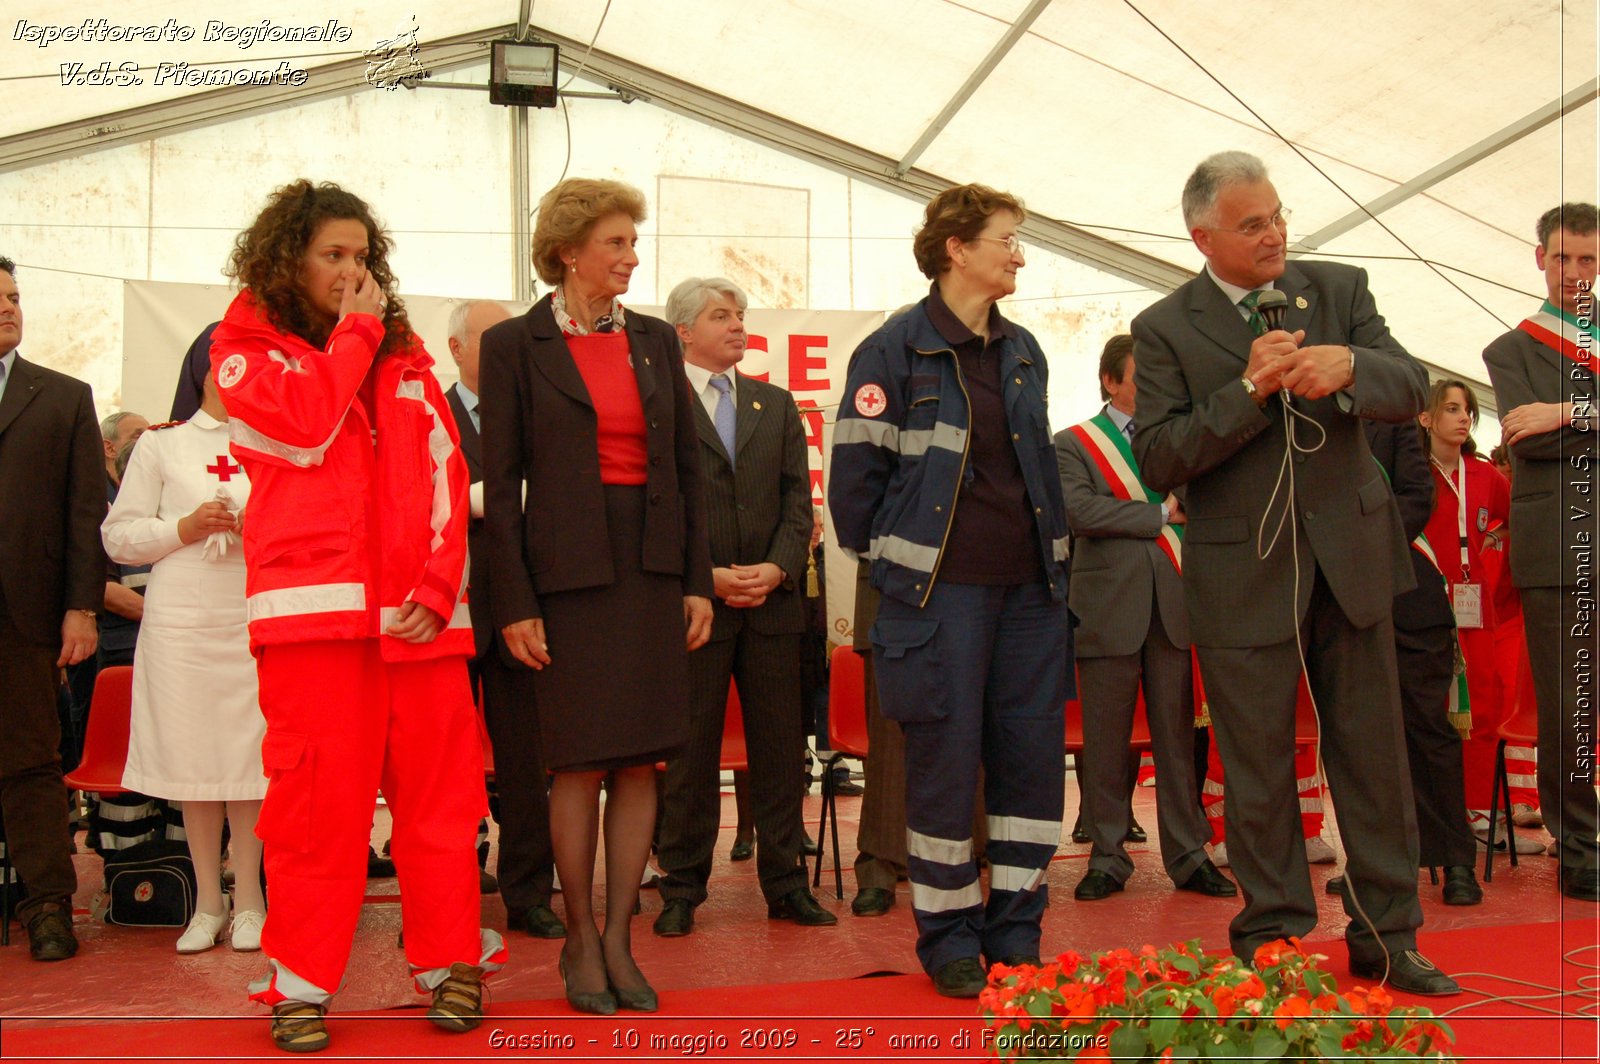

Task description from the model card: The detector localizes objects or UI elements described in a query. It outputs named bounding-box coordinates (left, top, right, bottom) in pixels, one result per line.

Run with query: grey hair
left=1181, top=151, right=1269, bottom=230
left=447, top=300, right=509, bottom=346
left=99, top=410, right=141, bottom=441
left=664, top=277, right=748, bottom=330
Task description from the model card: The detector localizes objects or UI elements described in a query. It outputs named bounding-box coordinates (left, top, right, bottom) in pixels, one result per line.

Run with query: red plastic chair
left=1485, top=655, right=1540, bottom=882
left=720, top=680, right=750, bottom=773
left=64, top=666, right=133, bottom=796
left=813, top=645, right=866, bottom=898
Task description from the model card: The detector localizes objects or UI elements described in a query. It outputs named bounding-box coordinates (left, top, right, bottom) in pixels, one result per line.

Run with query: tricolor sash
left=1518, top=301, right=1598, bottom=373
left=1067, top=414, right=1183, bottom=574
left=1070, top=414, right=1209, bottom=725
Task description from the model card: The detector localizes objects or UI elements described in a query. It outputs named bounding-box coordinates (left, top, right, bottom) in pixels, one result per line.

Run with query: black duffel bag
left=103, top=839, right=197, bottom=927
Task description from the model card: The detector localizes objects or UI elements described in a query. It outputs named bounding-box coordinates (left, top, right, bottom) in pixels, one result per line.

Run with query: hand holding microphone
left=1245, top=291, right=1301, bottom=398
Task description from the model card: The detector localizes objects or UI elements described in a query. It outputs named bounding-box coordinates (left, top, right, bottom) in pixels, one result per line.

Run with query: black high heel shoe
left=609, top=974, right=659, bottom=1012
left=559, top=952, right=617, bottom=1015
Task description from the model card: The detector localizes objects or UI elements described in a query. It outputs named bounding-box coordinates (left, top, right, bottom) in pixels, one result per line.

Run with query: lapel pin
left=1295, top=296, right=1308, bottom=309
left=644, top=357, right=651, bottom=365
left=752, top=401, right=762, bottom=410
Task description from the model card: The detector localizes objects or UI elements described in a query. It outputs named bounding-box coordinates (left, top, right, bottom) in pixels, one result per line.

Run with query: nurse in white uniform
left=103, top=369, right=267, bottom=953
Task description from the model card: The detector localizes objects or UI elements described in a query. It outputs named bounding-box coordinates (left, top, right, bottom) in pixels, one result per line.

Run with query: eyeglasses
left=1214, top=208, right=1291, bottom=240
left=970, top=235, right=1026, bottom=258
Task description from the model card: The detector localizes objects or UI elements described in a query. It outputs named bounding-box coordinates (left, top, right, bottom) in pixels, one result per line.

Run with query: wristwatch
left=1240, top=376, right=1267, bottom=407
left=74, top=608, right=97, bottom=619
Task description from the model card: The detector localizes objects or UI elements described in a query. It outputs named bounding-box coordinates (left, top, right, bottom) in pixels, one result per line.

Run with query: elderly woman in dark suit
left=480, top=178, right=713, bottom=1016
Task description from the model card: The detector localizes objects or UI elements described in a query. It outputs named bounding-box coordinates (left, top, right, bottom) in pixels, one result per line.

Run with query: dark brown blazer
left=691, top=371, right=812, bottom=642
left=0, top=355, right=106, bottom=645
left=478, top=298, right=714, bottom=628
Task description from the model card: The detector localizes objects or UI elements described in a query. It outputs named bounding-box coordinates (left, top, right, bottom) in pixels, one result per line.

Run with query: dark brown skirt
left=531, top=485, right=691, bottom=772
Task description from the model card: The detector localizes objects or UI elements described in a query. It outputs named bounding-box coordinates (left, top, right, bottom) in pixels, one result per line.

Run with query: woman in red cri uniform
left=1417, top=380, right=1538, bottom=856
left=212, top=180, right=504, bottom=1053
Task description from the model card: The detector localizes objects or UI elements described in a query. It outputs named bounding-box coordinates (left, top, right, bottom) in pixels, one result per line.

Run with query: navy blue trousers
left=870, top=580, right=1070, bottom=974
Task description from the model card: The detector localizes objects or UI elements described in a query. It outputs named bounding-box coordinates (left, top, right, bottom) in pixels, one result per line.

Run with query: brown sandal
left=270, top=1000, right=329, bottom=1053
left=428, top=962, right=485, bottom=1032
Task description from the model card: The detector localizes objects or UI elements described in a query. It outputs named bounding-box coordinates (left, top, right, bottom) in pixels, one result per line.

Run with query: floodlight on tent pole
left=489, top=41, right=559, bottom=107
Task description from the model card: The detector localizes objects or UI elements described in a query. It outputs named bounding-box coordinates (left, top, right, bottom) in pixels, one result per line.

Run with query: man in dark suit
left=0, top=256, right=104, bottom=961
left=653, top=277, right=835, bottom=935
left=1055, top=334, right=1231, bottom=902
left=1483, top=201, right=1600, bottom=901
left=445, top=299, right=564, bottom=938
left=1131, top=153, right=1456, bottom=994
left=1359, top=419, right=1480, bottom=904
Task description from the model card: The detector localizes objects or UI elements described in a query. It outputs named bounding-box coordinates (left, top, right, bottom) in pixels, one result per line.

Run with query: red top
left=1422, top=452, right=1511, bottom=622
left=568, top=332, right=648, bottom=485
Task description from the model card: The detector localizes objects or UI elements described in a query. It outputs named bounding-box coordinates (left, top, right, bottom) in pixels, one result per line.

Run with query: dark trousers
left=1521, top=586, right=1600, bottom=872
left=659, top=627, right=807, bottom=906
left=1394, top=624, right=1475, bottom=867
left=0, top=605, right=78, bottom=925
left=1199, top=567, right=1422, bottom=965
left=1078, top=599, right=1208, bottom=884
left=874, top=580, right=1069, bottom=975
left=477, top=653, right=555, bottom=911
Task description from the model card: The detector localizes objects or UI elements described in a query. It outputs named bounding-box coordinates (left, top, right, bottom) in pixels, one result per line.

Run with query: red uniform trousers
left=251, top=639, right=491, bottom=1004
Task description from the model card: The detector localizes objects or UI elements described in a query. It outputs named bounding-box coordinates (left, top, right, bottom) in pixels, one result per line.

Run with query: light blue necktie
left=710, top=373, right=736, bottom=467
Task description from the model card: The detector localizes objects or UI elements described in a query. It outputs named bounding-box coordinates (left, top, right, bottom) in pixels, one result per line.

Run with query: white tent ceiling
left=1, top=0, right=1596, bottom=424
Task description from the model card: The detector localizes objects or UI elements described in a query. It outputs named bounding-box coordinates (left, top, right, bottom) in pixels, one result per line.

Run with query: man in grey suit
left=1131, top=153, right=1456, bottom=994
left=1055, top=334, right=1232, bottom=902
left=1483, top=201, right=1600, bottom=901
left=653, top=277, right=835, bottom=935
left=445, top=299, right=565, bottom=937
left=0, top=256, right=103, bottom=961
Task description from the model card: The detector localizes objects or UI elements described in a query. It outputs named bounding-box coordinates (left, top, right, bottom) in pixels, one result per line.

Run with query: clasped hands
left=713, top=562, right=783, bottom=608
left=1245, top=329, right=1353, bottom=402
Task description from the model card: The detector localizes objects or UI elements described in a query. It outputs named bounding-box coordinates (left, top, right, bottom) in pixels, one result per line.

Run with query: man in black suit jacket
left=1483, top=201, right=1600, bottom=901
left=1362, top=419, right=1479, bottom=902
left=653, top=278, right=835, bottom=935
left=0, top=257, right=103, bottom=960
left=445, top=299, right=564, bottom=939
left=1132, top=154, right=1456, bottom=995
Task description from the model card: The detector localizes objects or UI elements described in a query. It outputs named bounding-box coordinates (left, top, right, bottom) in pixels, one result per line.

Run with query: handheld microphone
left=1257, top=289, right=1288, bottom=332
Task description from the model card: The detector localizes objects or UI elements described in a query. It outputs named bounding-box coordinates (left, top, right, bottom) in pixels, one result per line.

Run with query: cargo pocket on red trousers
left=256, top=731, right=314, bottom=853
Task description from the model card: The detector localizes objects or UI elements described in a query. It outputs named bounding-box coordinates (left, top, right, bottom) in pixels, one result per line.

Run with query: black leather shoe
left=993, top=954, right=1041, bottom=969
left=1073, top=869, right=1124, bottom=901
left=366, top=845, right=396, bottom=878
left=1326, top=874, right=1346, bottom=896
left=932, top=957, right=987, bottom=998
left=511, top=904, right=567, bottom=939
left=479, top=869, right=499, bottom=894
left=800, top=833, right=820, bottom=858
left=1177, top=860, right=1237, bottom=897
left=850, top=887, right=895, bottom=917
left=1441, top=865, right=1483, bottom=906
left=1070, top=818, right=1090, bottom=845
left=652, top=898, right=694, bottom=937
left=1350, top=950, right=1460, bottom=996
left=729, top=838, right=754, bottom=862
left=1128, top=818, right=1148, bottom=844
left=1561, top=865, right=1600, bottom=901
left=25, top=904, right=78, bottom=962
left=767, top=887, right=837, bottom=926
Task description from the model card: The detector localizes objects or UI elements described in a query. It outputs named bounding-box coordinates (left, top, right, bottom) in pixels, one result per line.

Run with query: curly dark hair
left=226, top=180, right=411, bottom=354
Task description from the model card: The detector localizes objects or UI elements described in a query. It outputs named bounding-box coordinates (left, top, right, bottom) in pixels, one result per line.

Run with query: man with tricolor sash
left=1482, top=201, right=1600, bottom=902
left=1054, top=335, right=1232, bottom=903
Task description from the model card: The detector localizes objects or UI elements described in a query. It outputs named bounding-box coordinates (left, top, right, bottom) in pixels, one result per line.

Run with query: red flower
left=1272, top=996, right=1310, bottom=1030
